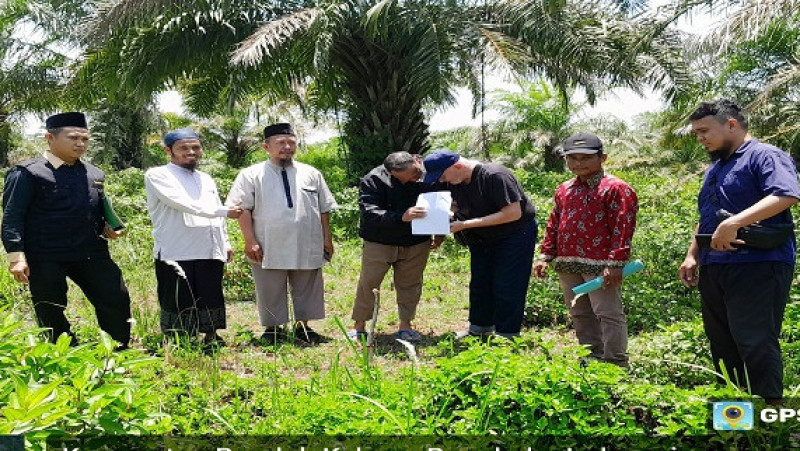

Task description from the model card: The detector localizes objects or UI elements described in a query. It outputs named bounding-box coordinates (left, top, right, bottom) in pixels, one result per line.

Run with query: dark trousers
left=27, top=258, right=132, bottom=345
left=468, top=220, right=536, bottom=335
left=155, top=259, right=226, bottom=335
left=698, top=262, right=792, bottom=399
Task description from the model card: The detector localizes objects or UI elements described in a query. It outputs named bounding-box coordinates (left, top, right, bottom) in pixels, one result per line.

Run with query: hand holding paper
left=403, top=206, right=428, bottom=222
left=412, top=191, right=452, bottom=235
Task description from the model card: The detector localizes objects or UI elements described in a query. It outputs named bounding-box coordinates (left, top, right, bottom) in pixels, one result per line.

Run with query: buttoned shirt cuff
left=7, top=252, right=25, bottom=263
left=538, top=254, right=555, bottom=262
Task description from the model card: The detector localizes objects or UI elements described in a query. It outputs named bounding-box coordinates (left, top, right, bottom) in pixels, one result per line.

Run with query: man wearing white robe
left=145, top=128, right=242, bottom=345
left=227, top=123, right=337, bottom=344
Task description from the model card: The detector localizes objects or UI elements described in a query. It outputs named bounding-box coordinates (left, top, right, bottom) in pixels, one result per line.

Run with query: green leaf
left=23, top=379, right=62, bottom=410
left=1, top=407, right=25, bottom=421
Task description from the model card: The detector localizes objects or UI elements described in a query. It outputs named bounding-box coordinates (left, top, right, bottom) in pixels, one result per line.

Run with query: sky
left=420, top=1, right=719, bottom=133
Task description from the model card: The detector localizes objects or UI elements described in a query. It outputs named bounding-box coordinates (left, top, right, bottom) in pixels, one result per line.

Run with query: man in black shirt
left=351, top=151, right=440, bottom=342
left=2, top=112, right=132, bottom=348
left=423, top=150, right=537, bottom=338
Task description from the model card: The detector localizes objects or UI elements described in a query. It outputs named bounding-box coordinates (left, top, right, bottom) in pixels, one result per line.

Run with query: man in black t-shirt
left=423, top=150, right=537, bottom=338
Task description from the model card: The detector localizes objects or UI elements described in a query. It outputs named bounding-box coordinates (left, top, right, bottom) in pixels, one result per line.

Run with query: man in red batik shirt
left=534, top=132, right=638, bottom=367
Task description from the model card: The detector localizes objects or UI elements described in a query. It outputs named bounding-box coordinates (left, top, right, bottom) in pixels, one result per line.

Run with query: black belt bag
left=697, top=209, right=795, bottom=249
left=735, top=222, right=794, bottom=249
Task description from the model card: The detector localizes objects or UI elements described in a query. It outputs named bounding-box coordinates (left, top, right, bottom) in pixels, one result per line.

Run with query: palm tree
left=491, top=80, right=576, bottom=171
left=0, top=0, right=68, bottom=165
left=665, top=0, right=800, bottom=157
left=78, top=0, right=688, bottom=180
left=198, top=110, right=262, bottom=167
left=90, top=99, right=158, bottom=169
left=710, top=1, right=800, bottom=157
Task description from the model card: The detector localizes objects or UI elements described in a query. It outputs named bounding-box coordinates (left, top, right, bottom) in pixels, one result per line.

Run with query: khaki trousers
left=351, top=240, right=431, bottom=322
left=250, top=265, right=325, bottom=327
left=558, top=272, right=628, bottom=366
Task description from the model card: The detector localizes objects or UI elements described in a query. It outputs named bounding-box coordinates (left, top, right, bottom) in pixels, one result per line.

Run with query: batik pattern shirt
left=539, top=172, right=638, bottom=275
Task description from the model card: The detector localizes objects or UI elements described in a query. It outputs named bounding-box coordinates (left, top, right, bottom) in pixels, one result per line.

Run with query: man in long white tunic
left=227, top=123, right=337, bottom=344
left=145, top=128, right=242, bottom=345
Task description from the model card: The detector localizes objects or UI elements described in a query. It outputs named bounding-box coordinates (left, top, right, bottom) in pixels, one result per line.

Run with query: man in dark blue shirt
left=679, top=99, right=799, bottom=403
left=2, top=112, right=132, bottom=348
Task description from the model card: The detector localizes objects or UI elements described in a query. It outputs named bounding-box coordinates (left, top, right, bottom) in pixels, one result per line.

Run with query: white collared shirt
left=227, top=160, right=337, bottom=270
left=144, top=163, right=231, bottom=262
left=45, top=150, right=67, bottom=169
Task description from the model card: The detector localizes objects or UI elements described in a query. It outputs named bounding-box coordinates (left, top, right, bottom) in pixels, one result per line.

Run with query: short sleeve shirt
left=226, top=161, right=337, bottom=269
left=698, top=139, right=799, bottom=265
left=446, top=163, right=536, bottom=240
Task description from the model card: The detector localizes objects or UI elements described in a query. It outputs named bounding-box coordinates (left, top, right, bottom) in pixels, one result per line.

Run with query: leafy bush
left=0, top=309, right=172, bottom=445
left=419, top=338, right=639, bottom=436
left=782, top=302, right=800, bottom=342
left=628, top=320, right=715, bottom=387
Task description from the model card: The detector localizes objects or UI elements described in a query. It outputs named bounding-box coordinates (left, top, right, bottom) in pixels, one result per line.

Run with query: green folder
left=102, top=195, right=126, bottom=232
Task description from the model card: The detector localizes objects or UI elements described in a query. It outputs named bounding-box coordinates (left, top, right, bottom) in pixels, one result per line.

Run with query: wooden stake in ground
left=368, top=288, right=380, bottom=362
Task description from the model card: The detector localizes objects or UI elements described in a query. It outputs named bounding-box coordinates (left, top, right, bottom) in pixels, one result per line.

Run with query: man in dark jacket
left=2, top=112, right=132, bottom=347
left=350, top=151, right=439, bottom=342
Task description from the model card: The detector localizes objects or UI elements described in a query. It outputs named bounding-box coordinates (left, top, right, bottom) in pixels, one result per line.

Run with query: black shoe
left=454, top=330, right=493, bottom=341
left=203, top=335, right=227, bottom=347
left=259, top=327, right=289, bottom=345
left=295, top=326, right=329, bottom=344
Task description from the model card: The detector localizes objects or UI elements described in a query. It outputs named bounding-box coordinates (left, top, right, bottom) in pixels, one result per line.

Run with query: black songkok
left=263, top=123, right=295, bottom=140
left=45, top=112, right=88, bottom=130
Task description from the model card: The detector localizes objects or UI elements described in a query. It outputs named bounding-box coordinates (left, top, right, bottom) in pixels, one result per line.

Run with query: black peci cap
left=45, top=112, right=88, bottom=130
left=263, top=123, right=295, bottom=140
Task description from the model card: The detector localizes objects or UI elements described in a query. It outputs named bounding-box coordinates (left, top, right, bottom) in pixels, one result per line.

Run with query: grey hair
left=383, top=151, right=417, bottom=172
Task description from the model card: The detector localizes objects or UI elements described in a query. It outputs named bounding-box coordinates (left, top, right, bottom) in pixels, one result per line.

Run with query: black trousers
left=27, top=258, right=132, bottom=345
left=468, top=220, right=537, bottom=334
left=698, top=261, right=792, bottom=399
left=155, top=259, right=226, bottom=335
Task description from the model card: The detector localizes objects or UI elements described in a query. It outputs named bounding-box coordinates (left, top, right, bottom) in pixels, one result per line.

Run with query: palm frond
left=231, top=8, right=321, bottom=66
left=85, top=0, right=185, bottom=43
left=750, top=62, right=800, bottom=111
left=696, top=0, right=798, bottom=55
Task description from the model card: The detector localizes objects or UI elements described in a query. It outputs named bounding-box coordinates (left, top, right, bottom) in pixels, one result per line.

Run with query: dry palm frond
left=749, top=61, right=800, bottom=110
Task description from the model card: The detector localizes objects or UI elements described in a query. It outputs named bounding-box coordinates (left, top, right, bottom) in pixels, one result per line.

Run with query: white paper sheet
left=411, top=191, right=452, bottom=235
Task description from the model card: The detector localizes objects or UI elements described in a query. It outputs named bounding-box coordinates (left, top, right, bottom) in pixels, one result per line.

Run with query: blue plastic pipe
left=571, top=260, right=645, bottom=295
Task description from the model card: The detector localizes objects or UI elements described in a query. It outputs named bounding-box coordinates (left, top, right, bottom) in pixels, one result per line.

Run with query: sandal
left=348, top=330, right=368, bottom=342
left=395, top=329, right=421, bottom=342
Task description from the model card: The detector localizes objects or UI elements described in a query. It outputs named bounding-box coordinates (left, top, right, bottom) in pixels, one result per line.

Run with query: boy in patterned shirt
left=533, top=132, right=638, bottom=366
